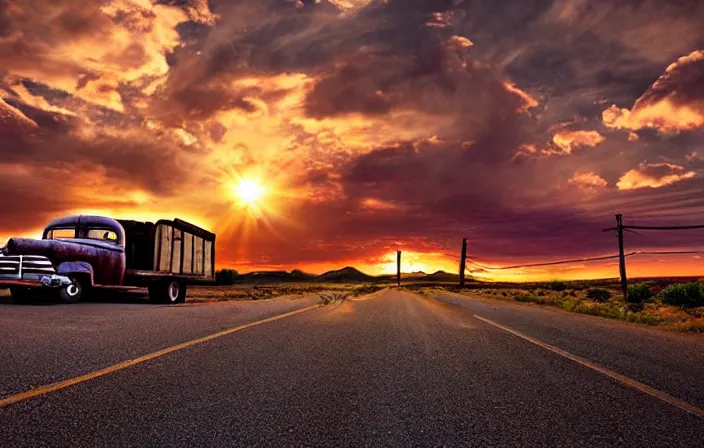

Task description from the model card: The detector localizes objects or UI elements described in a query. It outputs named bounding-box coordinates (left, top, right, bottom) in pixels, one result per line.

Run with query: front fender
left=57, top=262, right=94, bottom=286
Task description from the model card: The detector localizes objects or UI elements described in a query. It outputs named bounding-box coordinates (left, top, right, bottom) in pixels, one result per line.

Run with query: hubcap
left=66, top=283, right=80, bottom=297
left=168, top=282, right=179, bottom=301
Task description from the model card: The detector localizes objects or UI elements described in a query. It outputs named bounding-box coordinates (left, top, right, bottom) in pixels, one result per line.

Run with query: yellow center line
left=0, top=304, right=321, bottom=408
left=474, top=315, right=704, bottom=420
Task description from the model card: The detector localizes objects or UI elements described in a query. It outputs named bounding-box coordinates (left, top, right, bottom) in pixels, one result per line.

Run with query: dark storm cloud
left=0, top=91, right=192, bottom=196
left=2, top=0, right=704, bottom=274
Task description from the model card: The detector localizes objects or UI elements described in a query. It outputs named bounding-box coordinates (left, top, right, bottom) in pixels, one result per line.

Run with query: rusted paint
left=6, top=238, right=125, bottom=286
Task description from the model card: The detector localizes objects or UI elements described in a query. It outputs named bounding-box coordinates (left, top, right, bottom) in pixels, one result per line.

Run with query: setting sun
left=234, top=180, right=265, bottom=205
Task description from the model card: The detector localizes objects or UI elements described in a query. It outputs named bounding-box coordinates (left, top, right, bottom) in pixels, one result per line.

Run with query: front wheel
left=149, top=280, right=186, bottom=304
left=58, top=278, right=83, bottom=304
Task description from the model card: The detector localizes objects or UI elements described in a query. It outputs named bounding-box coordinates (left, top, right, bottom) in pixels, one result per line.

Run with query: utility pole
left=396, top=250, right=401, bottom=287
left=616, top=214, right=628, bottom=301
left=459, top=238, right=467, bottom=287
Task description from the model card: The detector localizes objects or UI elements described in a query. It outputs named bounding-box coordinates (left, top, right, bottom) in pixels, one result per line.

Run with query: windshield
left=46, top=228, right=75, bottom=239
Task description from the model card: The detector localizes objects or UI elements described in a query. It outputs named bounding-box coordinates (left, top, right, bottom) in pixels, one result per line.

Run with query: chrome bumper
left=0, top=255, right=72, bottom=288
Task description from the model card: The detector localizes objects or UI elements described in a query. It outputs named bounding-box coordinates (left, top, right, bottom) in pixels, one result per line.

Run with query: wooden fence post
left=459, top=238, right=467, bottom=287
left=616, top=214, right=628, bottom=301
left=396, top=250, right=401, bottom=287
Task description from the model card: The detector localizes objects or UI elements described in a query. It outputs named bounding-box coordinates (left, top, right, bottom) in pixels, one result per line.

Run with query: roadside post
left=396, top=251, right=401, bottom=287
left=616, top=214, right=628, bottom=302
left=459, top=238, right=467, bottom=287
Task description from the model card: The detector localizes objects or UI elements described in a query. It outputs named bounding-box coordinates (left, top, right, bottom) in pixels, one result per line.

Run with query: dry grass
left=0, top=283, right=386, bottom=305
left=422, top=285, right=704, bottom=333
left=186, top=283, right=385, bottom=303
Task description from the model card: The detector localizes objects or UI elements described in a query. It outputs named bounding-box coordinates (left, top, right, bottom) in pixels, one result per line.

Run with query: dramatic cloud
left=617, top=162, right=696, bottom=190
left=602, top=50, right=704, bottom=134
left=1, top=0, right=704, bottom=279
left=551, top=130, right=606, bottom=155
left=569, top=172, right=608, bottom=193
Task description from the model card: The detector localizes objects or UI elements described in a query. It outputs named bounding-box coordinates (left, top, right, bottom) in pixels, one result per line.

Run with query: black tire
left=58, top=277, right=83, bottom=304
left=149, top=280, right=186, bottom=304
left=10, top=287, right=33, bottom=305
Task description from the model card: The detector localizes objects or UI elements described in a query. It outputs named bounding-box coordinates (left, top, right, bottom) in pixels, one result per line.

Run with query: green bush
left=586, top=288, right=612, bottom=302
left=215, top=269, right=239, bottom=285
left=549, top=281, right=567, bottom=292
left=627, top=283, right=653, bottom=303
left=660, top=282, right=704, bottom=308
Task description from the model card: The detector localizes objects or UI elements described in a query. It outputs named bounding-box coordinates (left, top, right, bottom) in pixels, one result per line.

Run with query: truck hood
left=5, top=238, right=123, bottom=257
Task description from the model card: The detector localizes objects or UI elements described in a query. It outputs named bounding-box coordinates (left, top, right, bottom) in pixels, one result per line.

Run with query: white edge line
left=473, top=314, right=704, bottom=420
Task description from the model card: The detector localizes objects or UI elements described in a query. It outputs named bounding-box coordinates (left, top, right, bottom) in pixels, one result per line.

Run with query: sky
left=1, top=0, right=704, bottom=280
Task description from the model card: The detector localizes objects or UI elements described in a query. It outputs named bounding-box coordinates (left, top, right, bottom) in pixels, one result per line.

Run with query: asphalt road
left=1, top=289, right=703, bottom=447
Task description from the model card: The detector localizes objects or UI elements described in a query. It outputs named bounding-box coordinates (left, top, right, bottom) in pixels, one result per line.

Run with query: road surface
left=1, top=289, right=703, bottom=447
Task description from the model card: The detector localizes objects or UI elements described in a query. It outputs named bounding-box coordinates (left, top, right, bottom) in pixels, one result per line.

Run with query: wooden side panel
left=159, top=225, right=172, bottom=271
left=171, top=228, right=182, bottom=273
left=194, top=236, right=204, bottom=275
left=204, top=240, right=213, bottom=279
left=153, top=225, right=161, bottom=270
left=183, top=232, right=193, bottom=274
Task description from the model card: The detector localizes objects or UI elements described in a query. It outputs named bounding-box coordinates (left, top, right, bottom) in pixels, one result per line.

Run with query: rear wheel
left=10, top=287, right=34, bottom=304
left=149, top=280, right=186, bottom=304
left=58, top=277, right=84, bottom=304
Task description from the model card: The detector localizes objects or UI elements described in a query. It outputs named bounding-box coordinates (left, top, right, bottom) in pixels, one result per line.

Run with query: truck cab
left=0, top=215, right=215, bottom=304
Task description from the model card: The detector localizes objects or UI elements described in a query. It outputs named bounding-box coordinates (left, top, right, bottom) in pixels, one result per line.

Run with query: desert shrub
left=660, top=282, right=704, bottom=308
left=352, top=284, right=382, bottom=296
left=549, top=281, right=567, bottom=292
left=215, top=269, right=239, bottom=285
left=627, top=283, right=653, bottom=303
left=586, top=288, right=612, bottom=302
left=319, top=292, right=345, bottom=305
left=535, top=289, right=546, bottom=296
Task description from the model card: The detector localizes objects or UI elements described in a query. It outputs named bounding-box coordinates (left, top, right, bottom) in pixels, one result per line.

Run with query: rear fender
left=57, top=262, right=94, bottom=286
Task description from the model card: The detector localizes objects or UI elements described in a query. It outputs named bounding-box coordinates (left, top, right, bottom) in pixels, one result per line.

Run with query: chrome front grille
left=0, top=256, right=20, bottom=278
left=0, top=255, right=55, bottom=280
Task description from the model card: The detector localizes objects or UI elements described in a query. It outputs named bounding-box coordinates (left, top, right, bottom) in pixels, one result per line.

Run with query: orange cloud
left=328, top=0, right=373, bottom=13
left=602, top=50, right=704, bottom=134
left=602, top=101, right=704, bottom=134
left=449, top=35, right=474, bottom=49
left=0, top=98, right=38, bottom=130
left=503, top=82, right=539, bottom=112
left=552, top=130, right=605, bottom=154
left=568, top=172, right=608, bottom=192
left=0, top=0, right=198, bottom=112
left=361, top=198, right=402, bottom=211
left=617, top=162, right=696, bottom=190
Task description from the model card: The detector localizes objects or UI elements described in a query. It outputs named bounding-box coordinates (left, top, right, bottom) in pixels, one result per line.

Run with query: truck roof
left=46, top=215, right=125, bottom=231
left=46, top=215, right=215, bottom=241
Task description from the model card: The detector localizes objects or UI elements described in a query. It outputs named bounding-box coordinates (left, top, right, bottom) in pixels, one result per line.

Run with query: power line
left=626, top=224, right=704, bottom=231
left=469, top=253, right=629, bottom=271
left=604, top=224, right=704, bottom=232
left=468, top=250, right=704, bottom=271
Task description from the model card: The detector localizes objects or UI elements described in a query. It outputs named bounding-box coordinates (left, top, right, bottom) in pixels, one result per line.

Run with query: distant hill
left=316, top=266, right=375, bottom=283
left=230, top=267, right=464, bottom=284
left=238, top=270, right=316, bottom=283
left=426, top=270, right=462, bottom=282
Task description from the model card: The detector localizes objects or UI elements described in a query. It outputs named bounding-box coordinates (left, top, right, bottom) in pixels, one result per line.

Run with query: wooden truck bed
left=121, top=218, right=215, bottom=286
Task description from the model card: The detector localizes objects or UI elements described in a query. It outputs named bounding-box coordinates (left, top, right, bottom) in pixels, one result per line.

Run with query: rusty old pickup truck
left=0, top=215, right=215, bottom=304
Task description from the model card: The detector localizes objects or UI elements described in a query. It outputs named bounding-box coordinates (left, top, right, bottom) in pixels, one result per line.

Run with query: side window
left=47, top=228, right=75, bottom=239
left=86, top=229, right=119, bottom=243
